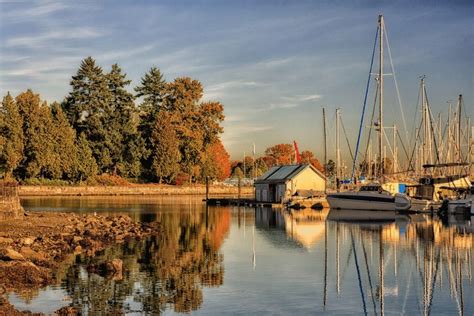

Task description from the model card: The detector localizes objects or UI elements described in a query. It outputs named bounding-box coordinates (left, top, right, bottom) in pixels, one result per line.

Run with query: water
left=8, top=196, right=474, bottom=315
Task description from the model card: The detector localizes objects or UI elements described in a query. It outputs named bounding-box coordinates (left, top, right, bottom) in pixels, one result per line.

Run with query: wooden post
left=205, top=177, right=209, bottom=201
left=238, top=177, right=242, bottom=200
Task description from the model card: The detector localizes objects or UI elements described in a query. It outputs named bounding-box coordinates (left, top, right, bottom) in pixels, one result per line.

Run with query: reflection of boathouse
left=254, top=164, right=326, bottom=203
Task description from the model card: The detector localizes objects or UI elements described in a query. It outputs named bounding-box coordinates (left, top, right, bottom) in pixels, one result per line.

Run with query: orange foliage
left=209, top=140, right=231, bottom=181
left=264, top=143, right=294, bottom=165
left=300, top=150, right=324, bottom=172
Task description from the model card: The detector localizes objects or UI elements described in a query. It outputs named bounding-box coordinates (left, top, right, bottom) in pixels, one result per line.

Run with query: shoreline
left=0, top=211, right=159, bottom=315
left=18, top=184, right=254, bottom=197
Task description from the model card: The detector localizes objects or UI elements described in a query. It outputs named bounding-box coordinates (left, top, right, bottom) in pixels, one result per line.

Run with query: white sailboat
left=327, top=15, right=411, bottom=211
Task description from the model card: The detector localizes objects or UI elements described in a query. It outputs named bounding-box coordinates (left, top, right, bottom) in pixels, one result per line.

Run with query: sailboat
left=327, top=15, right=411, bottom=211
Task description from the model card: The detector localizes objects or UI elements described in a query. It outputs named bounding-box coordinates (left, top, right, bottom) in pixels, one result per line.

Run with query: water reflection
left=11, top=197, right=474, bottom=315
left=17, top=198, right=230, bottom=314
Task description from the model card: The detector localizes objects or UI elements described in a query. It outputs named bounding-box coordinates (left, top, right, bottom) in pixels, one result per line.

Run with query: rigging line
left=340, top=116, right=355, bottom=162
left=425, top=91, right=441, bottom=165
left=363, top=81, right=379, bottom=164
left=397, top=129, right=411, bottom=165
left=351, top=25, right=379, bottom=182
left=384, top=24, right=409, bottom=147
left=409, top=81, right=422, bottom=150
left=351, top=231, right=368, bottom=316
left=407, top=118, right=424, bottom=174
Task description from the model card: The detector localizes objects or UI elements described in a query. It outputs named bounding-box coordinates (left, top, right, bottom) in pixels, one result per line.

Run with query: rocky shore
left=0, top=211, right=159, bottom=315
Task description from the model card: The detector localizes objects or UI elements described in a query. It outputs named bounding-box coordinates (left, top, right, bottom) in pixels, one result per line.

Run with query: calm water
left=9, top=196, right=474, bottom=315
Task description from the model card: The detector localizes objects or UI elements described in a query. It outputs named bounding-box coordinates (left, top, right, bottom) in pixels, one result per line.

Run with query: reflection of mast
left=336, top=222, right=340, bottom=295
left=379, top=229, right=384, bottom=316
left=323, top=220, right=328, bottom=309
left=351, top=229, right=367, bottom=315
left=252, top=222, right=256, bottom=270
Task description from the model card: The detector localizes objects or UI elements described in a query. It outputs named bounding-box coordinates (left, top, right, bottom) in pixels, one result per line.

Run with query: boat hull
left=327, top=192, right=410, bottom=211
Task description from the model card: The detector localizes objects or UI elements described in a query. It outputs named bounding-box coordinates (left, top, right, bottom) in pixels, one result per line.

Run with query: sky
left=0, top=0, right=472, bottom=162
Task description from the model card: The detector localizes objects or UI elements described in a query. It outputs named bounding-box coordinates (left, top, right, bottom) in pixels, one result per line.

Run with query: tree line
left=230, top=143, right=328, bottom=179
left=0, top=57, right=230, bottom=184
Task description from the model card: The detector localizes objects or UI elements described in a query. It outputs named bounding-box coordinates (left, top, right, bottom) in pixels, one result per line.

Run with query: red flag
left=293, top=141, right=301, bottom=164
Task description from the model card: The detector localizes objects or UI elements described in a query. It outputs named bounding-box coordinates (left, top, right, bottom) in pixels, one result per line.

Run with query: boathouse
left=254, top=164, right=326, bottom=203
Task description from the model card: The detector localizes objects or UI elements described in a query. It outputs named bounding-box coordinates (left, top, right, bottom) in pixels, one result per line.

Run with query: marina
left=0, top=2, right=472, bottom=315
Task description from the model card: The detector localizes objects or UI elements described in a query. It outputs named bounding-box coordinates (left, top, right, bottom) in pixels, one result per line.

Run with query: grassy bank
left=18, top=184, right=254, bottom=197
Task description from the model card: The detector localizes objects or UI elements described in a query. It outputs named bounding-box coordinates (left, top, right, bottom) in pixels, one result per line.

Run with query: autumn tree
left=264, top=143, right=294, bottom=166
left=201, top=140, right=231, bottom=181
left=300, top=150, right=324, bottom=172
left=0, top=93, right=24, bottom=178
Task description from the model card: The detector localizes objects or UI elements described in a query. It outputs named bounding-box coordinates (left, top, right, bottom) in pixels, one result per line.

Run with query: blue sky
left=0, top=0, right=472, bottom=162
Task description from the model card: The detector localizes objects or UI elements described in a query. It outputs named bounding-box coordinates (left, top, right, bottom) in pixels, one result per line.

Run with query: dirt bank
left=0, top=211, right=159, bottom=315
left=19, top=184, right=254, bottom=197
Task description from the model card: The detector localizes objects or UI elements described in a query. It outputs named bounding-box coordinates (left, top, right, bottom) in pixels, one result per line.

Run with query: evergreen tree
left=63, top=57, right=114, bottom=173
left=135, top=67, right=167, bottom=177
left=0, top=93, right=24, bottom=178
left=151, top=112, right=180, bottom=183
left=75, top=133, right=98, bottom=181
left=107, top=64, right=144, bottom=178
left=26, top=103, right=58, bottom=179
left=51, top=102, right=78, bottom=180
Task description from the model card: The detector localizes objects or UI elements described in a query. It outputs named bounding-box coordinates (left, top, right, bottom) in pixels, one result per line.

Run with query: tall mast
left=378, top=15, right=384, bottom=178
left=421, top=77, right=428, bottom=170
left=323, top=107, right=327, bottom=193
left=336, top=108, right=341, bottom=182
left=393, top=124, right=397, bottom=174
left=457, top=95, right=462, bottom=164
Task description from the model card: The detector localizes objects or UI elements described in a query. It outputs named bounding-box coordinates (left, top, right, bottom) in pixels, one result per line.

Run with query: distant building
left=254, top=164, right=326, bottom=203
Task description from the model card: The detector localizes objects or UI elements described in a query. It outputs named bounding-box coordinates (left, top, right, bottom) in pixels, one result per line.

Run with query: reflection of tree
left=61, top=208, right=230, bottom=314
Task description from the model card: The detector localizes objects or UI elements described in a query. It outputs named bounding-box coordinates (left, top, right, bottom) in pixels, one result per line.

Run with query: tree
left=106, top=63, right=144, bottom=177
left=75, top=133, right=98, bottom=181
left=63, top=57, right=115, bottom=173
left=0, top=93, right=24, bottom=178
left=264, top=143, right=294, bottom=165
left=51, top=102, right=79, bottom=180
left=201, top=140, right=231, bottom=181
left=135, top=67, right=167, bottom=177
left=150, top=112, right=180, bottom=183
left=300, top=150, right=324, bottom=172
left=325, top=159, right=335, bottom=178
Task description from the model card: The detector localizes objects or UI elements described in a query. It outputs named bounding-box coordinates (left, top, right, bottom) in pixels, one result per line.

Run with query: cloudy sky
left=0, top=0, right=472, bottom=162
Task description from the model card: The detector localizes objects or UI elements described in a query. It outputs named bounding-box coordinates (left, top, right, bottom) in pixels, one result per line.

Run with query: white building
left=254, top=164, right=326, bottom=203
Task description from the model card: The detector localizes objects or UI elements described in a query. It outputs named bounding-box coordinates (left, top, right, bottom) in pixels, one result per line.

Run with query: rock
left=73, top=236, right=83, bottom=243
left=21, top=236, right=35, bottom=246
left=0, top=237, right=13, bottom=245
left=74, top=245, right=82, bottom=253
left=0, top=248, right=25, bottom=261
left=20, top=247, right=47, bottom=262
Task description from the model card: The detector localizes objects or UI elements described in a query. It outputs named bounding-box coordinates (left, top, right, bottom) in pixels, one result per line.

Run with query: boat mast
left=457, top=95, right=462, bottom=165
left=421, top=78, right=427, bottom=170
left=323, top=107, right=327, bottom=193
left=378, top=15, right=384, bottom=179
left=336, top=108, right=341, bottom=183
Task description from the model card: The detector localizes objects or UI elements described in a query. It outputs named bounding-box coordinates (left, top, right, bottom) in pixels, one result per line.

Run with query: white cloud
left=6, top=27, right=103, bottom=49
